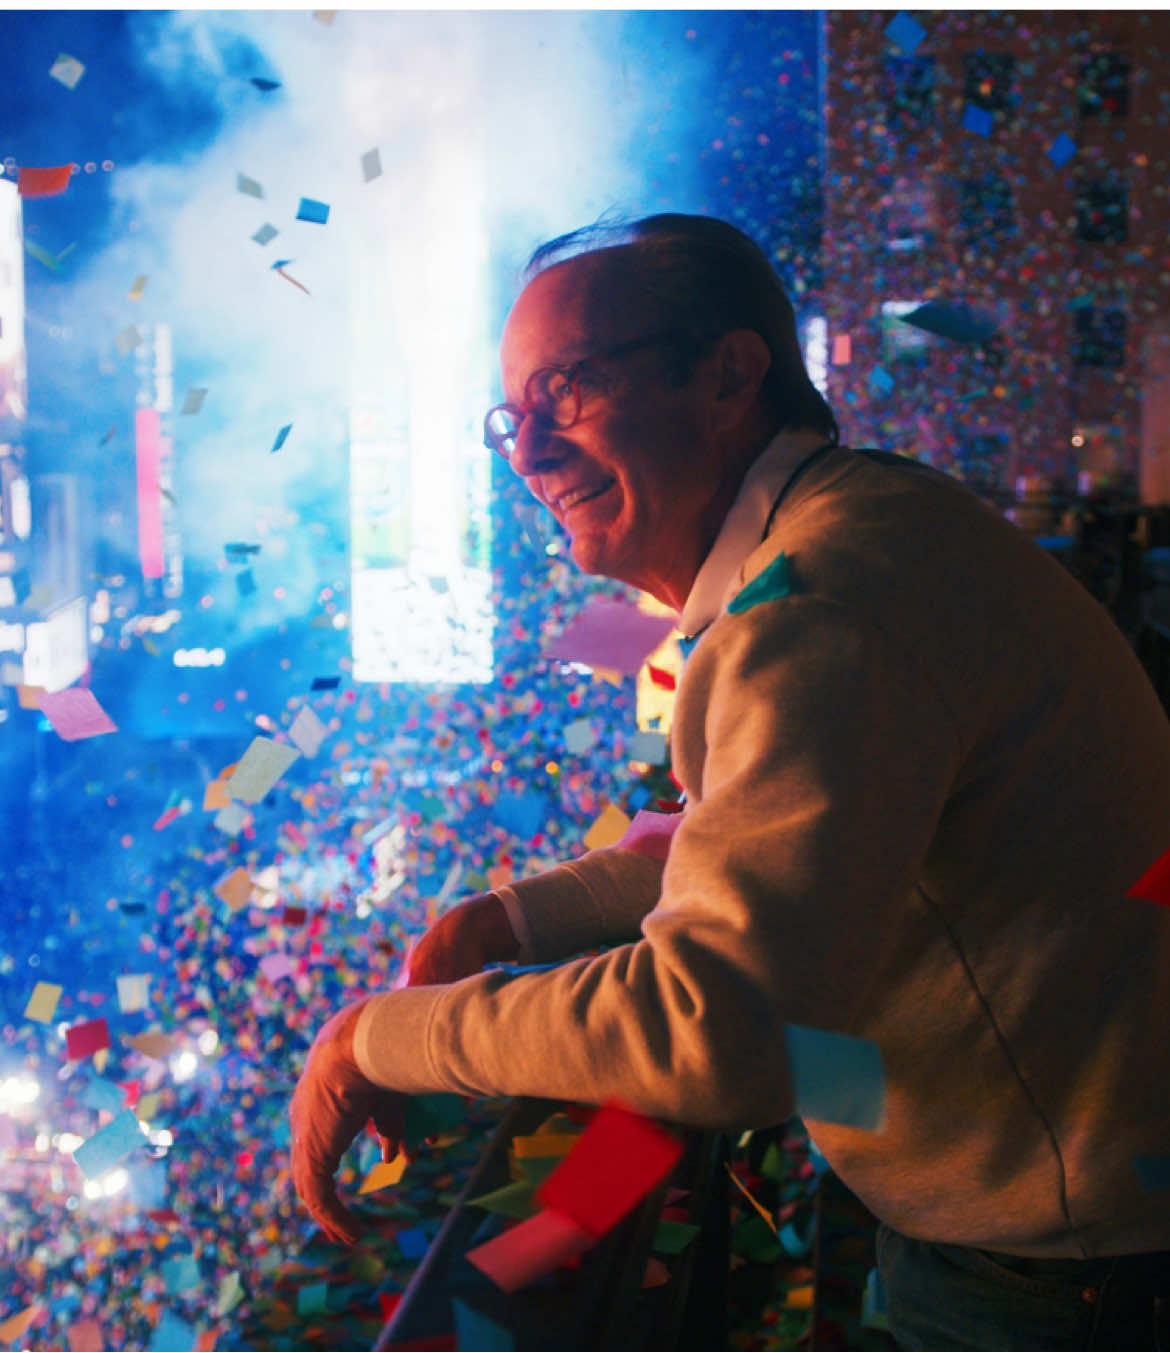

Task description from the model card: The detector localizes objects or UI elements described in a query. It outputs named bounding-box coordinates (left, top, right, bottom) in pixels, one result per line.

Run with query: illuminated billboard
left=346, top=151, right=493, bottom=685
left=0, top=179, right=27, bottom=425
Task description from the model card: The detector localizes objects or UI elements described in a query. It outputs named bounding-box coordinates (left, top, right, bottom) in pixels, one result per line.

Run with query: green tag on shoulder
left=727, top=551, right=791, bottom=615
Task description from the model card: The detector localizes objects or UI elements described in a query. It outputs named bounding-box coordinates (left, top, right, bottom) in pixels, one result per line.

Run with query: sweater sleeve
left=354, top=596, right=960, bottom=1130
left=492, top=843, right=668, bottom=963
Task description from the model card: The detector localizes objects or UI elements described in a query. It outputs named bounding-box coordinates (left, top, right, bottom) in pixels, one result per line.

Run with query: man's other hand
left=290, top=998, right=406, bottom=1247
left=403, top=892, right=520, bottom=987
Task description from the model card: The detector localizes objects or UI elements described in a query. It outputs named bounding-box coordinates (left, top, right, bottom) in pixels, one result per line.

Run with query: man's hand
left=403, top=892, right=520, bottom=987
left=290, top=998, right=407, bottom=1247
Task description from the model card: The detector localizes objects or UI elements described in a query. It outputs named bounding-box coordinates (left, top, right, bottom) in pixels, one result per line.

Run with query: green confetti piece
left=760, top=1141, right=787, bottom=1181
left=513, top=1155, right=563, bottom=1186
left=296, top=1282, right=329, bottom=1316
left=403, top=1092, right=465, bottom=1143
left=468, top=1179, right=539, bottom=1221
left=733, top=1212, right=784, bottom=1264
left=651, top=1218, right=702, bottom=1254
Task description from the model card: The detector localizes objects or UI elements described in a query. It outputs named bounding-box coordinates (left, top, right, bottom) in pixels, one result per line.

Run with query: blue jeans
left=877, top=1223, right=1170, bottom=1350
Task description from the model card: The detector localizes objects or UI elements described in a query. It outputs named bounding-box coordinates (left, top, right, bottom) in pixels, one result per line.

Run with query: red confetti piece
left=65, top=1018, right=110, bottom=1061
left=537, top=1101, right=683, bottom=1239
left=18, top=164, right=73, bottom=198
left=1127, top=846, right=1170, bottom=906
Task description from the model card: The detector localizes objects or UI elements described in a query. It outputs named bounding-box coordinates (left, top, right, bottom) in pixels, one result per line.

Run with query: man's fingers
left=300, top=1172, right=361, bottom=1247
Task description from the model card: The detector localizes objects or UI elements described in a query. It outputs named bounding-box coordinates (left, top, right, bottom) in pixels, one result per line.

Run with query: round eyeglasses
left=483, top=332, right=679, bottom=457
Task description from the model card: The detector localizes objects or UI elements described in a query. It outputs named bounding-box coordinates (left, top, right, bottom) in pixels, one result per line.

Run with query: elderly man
left=291, top=214, right=1170, bottom=1349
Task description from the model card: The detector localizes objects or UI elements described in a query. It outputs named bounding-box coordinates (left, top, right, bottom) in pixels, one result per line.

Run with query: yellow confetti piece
left=24, top=981, right=63, bottom=1023
left=511, top=1132, right=580, bottom=1160
left=358, top=1152, right=408, bottom=1194
left=129, top=274, right=148, bottom=301
left=213, top=866, right=252, bottom=910
left=203, top=778, right=232, bottom=812
left=0, top=1305, right=40, bottom=1343
left=583, top=802, right=631, bottom=852
left=18, top=684, right=46, bottom=709
left=783, top=1284, right=815, bottom=1310
left=726, top=1163, right=778, bottom=1234
left=137, top=1092, right=160, bottom=1121
left=93, top=1048, right=109, bottom=1074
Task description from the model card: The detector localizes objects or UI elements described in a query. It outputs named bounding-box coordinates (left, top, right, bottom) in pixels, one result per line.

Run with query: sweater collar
left=679, top=428, right=831, bottom=639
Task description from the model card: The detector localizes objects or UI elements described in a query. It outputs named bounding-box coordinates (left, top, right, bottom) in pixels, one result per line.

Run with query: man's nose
left=507, top=415, right=570, bottom=479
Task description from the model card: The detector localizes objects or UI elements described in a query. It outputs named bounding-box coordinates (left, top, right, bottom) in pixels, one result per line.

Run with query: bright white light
left=0, top=1075, right=42, bottom=1109
left=170, top=1050, right=198, bottom=1083
left=173, top=647, right=226, bottom=668
left=83, top=1179, right=102, bottom=1200
left=34, top=1133, right=50, bottom=1152
left=197, top=1029, right=219, bottom=1056
left=102, top=1167, right=128, bottom=1197
left=149, top=1128, right=174, bottom=1148
left=803, top=315, right=829, bottom=397
left=56, top=1132, right=84, bottom=1153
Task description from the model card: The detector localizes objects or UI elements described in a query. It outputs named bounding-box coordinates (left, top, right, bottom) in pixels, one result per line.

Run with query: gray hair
left=524, top=213, right=839, bottom=444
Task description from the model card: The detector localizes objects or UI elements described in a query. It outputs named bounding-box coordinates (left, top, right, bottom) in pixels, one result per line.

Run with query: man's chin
left=566, top=532, right=614, bottom=578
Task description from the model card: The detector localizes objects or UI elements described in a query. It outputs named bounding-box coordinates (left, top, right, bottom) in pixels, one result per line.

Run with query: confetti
left=361, top=147, right=382, bottom=182
left=295, top=197, right=330, bottom=225
left=49, top=53, right=85, bottom=88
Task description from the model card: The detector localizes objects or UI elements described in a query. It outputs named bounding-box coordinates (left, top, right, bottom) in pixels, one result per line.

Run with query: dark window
left=1079, top=52, right=1130, bottom=118
left=885, top=55, right=935, bottom=127
left=1073, top=306, right=1126, bottom=368
left=1075, top=176, right=1127, bottom=243
left=964, top=51, right=1015, bottom=113
left=959, top=175, right=1014, bottom=244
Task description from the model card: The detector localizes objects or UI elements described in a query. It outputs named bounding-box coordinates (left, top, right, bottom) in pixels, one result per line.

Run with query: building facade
left=821, top=10, right=1170, bottom=500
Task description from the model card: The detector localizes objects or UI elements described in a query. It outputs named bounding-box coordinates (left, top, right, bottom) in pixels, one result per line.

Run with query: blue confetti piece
left=869, top=365, right=895, bottom=395
left=250, top=77, right=281, bottom=92
left=395, top=1226, right=430, bottom=1260
left=73, top=1109, right=145, bottom=1179
left=678, top=632, right=702, bottom=663
left=83, top=1078, right=125, bottom=1115
left=149, top=1311, right=195, bottom=1352
left=271, top=423, right=292, bottom=453
left=162, top=1254, right=200, bottom=1295
left=728, top=552, right=791, bottom=616
left=128, top=1160, right=168, bottom=1209
left=784, top=1023, right=886, bottom=1132
left=236, top=568, right=256, bottom=597
left=628, top=784, right=652, bottom=812
left=491, top=790, right=549, bottom=840
left=1049, top=132, right=1076, bottom=168
left=1133, top=1156, right=1170, bottom=1191
left=885, top=11, right=926, bottom=55
left=962, top=104, right=994, bottom=137
left=296, top=197, right=330, bottom=225
left=453, top=1298, right=515, bottom=1350
left=297, top=1281, right=329, bottom=1316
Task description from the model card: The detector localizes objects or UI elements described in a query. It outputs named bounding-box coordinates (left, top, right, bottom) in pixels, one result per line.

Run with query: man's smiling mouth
left=555, top=478, right=616, bottom=513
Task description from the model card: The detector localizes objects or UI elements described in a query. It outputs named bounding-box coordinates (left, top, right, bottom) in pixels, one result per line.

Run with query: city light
left=173, top=647, right=226, bottom=667
left=197, top=1029, right=219, bottom=1056
left=82, top=1167, right=128, bottom=1200
left=170, top=1050, right=199, bottom=1083
left=0, top=1074, right=41, bottom=1110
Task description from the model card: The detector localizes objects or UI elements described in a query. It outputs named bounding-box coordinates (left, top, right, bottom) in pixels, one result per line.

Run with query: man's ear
left=713, top=328, right=772, bottom=411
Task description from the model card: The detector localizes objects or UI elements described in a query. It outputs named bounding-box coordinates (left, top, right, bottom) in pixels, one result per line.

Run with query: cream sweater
left=355, top=433, right=1170, bottom=1258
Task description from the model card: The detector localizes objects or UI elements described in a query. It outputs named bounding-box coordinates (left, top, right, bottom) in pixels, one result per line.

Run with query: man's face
left=498, top=254, right=732, bottom=609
